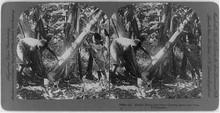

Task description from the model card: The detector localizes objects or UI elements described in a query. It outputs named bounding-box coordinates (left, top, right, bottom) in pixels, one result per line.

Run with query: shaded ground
left=17, top=77, right=110, bottom=100
left=17, top=73, right=201, bottom=100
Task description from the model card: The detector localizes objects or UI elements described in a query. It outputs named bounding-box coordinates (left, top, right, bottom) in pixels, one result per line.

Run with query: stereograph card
left=0, top=0, right=219, bottom=111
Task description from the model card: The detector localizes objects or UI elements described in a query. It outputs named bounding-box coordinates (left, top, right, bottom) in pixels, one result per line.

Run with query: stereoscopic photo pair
left=14, top=2, right=202, bottom=100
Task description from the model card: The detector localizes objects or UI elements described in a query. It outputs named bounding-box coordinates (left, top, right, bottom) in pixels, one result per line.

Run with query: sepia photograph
left=16, top=2, right=202, bottom=100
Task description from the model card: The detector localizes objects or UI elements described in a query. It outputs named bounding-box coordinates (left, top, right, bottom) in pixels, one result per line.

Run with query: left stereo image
left=16, top=3, right=110, bottom=100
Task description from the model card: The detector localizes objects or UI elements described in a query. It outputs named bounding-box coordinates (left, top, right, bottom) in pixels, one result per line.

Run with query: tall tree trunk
left=63, top=3, right=83, bottom=79
left=159, top=3, right=172, bottom=45
left=146, top=11, right=195, bottom=71
left=76, top=5, right=83, bottom=79
left=47, top=10, right=103, bottom=82
left=63, top=4, right=73, bottom=79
